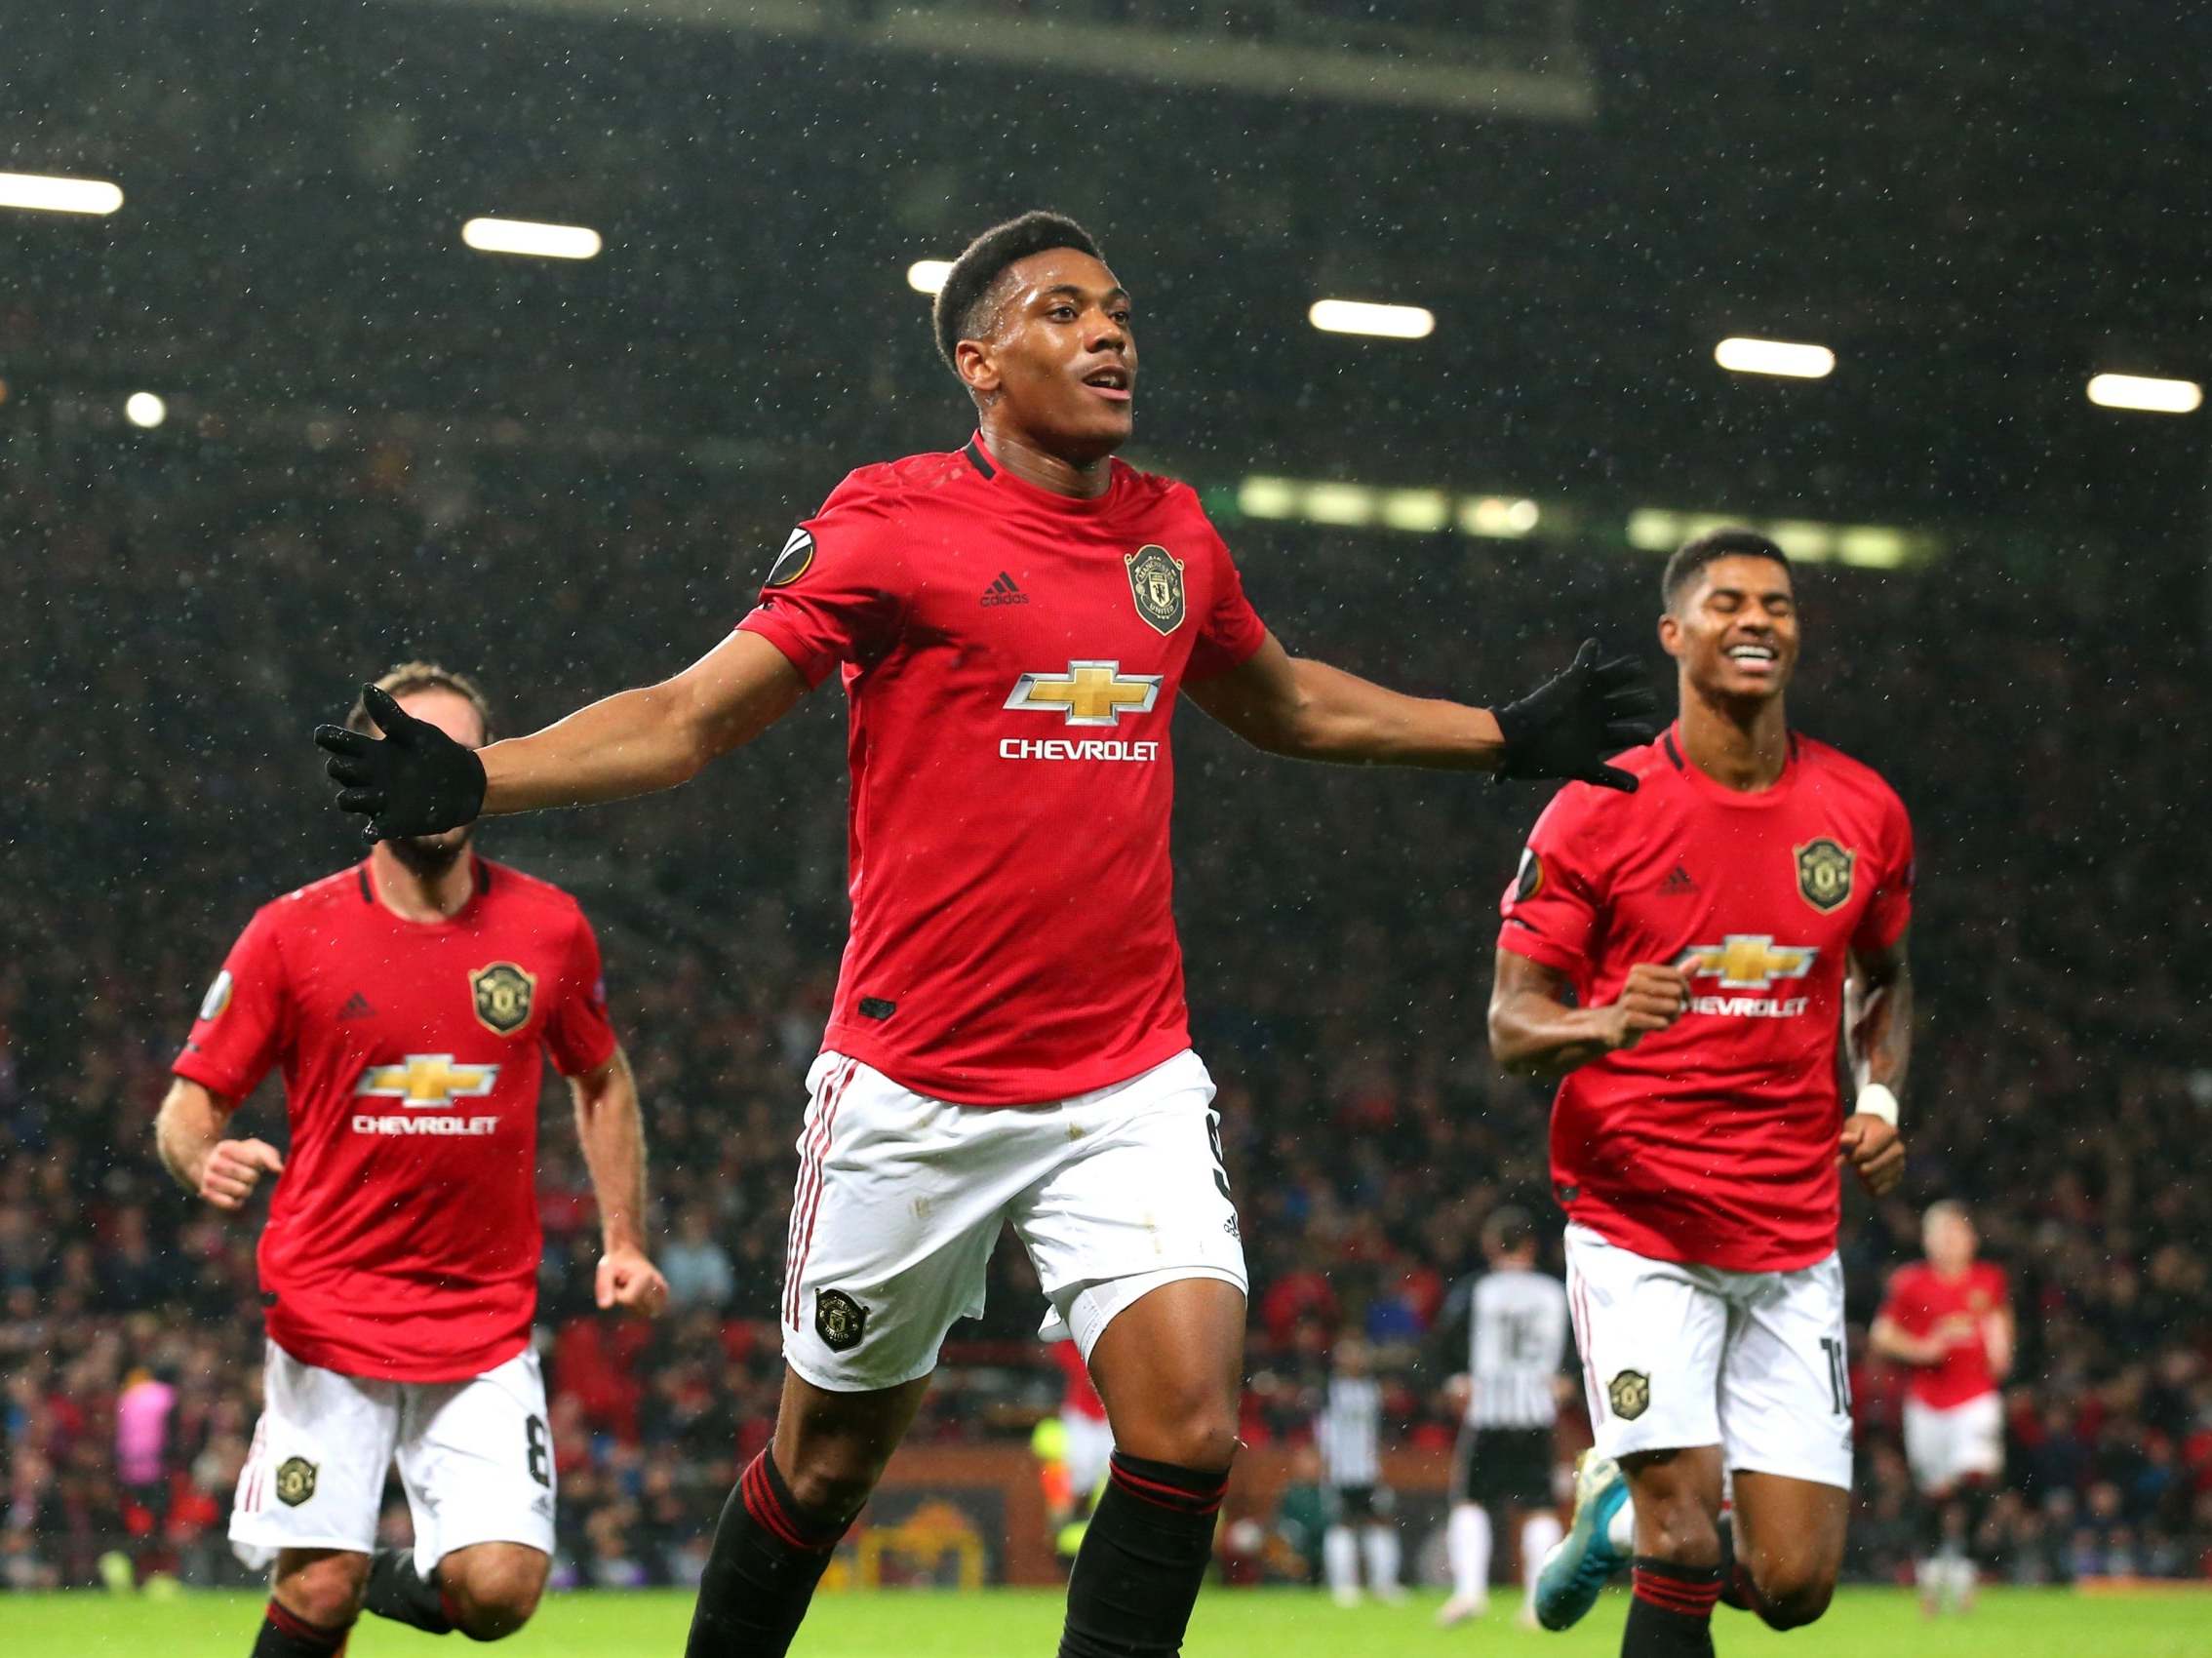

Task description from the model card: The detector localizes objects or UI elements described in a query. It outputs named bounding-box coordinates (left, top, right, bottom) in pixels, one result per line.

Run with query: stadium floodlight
left=1309, top=299, right=1436, bottom=340
left=124, top=392, right=167, bottom=429
left=1462, top=496, right=1541, bottom=538
left=906, top=259, right=953, bottom=296
left=1303, top=483, right=1376, bottom=525
left=1237, top=476, right=1300, bottom=520
left=1837, top=526, right=1912, bottom=568
left=1380, top=490, right=1451, bottom=533
left=2085, top=373, right=2201, bottom=414
left=459, top=217, right=603, bottom=260
left=1766, top=520, right=1835, bottom=563
left=1714, top=336, right=1836, bottom=379
left=0, top=172, right=124, bottom=216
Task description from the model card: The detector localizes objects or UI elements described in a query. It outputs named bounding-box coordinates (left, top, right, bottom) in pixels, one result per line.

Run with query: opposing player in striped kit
left=1316, top=1338, right=1402, bottom=1607
left=1433, top=1206, right=1571, bottom=1629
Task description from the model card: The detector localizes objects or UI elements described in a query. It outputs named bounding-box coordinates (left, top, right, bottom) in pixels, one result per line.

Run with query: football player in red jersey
left=161, top=663, right=668, bottom=1658
left=1491, top=530, right=1914, bottom=1658
left=315, top=212, right=1656, bottom=1658
left=1871, top=1201, right=2012, bottom=1614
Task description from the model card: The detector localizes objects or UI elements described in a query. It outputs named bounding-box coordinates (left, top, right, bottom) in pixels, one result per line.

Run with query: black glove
left=1494, top=640, right=1663, bottom=793
left=315, top=685, right=488, bottom=840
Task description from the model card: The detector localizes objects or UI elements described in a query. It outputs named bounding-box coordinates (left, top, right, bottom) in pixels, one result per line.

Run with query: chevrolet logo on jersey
left=1005, top=661, right=1164, bottom=727
left=1676, top=935, right=1819, bottom=991
left=355, top=1054, right=501, bottom=1109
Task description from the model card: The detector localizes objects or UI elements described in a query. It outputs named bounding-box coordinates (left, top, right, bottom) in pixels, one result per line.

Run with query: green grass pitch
left=8, top=1585, right=2208, bottom=1656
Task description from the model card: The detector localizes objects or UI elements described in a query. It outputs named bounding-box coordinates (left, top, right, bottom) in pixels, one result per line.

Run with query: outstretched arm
left=1184, top=633, right=1660, bottom=790
left=1486, top=946, right=1689, bottom=1077
left=318, top=630, right=807, bottom=838
left=1839, top=931, right=1912, bottom=1196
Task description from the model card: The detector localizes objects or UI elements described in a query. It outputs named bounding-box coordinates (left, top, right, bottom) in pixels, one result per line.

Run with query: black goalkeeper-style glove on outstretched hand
left=314, top=685, right=488, bottom=840
left=1494, top=639, right=1663, bottom=793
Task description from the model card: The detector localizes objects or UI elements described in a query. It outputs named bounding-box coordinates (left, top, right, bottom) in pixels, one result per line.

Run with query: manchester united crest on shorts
left=1795, top=838, right=1856, bottom=914
left=1124, top=544, right=1185, bottom=635
left=815, top=1288, right=868, bottom=1352
left=1608, top=1369, right=1651, bottom=1421
left=275, top=1456, right=318, bottom=1507
left=470, top=962, right=536, bottom=1037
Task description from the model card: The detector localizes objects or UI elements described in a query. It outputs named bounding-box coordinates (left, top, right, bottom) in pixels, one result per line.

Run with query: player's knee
left=1749, top=1560, right=1835, bottom=1630
left=276, top=1551, right=370, bottom=1630
left=1122, top=1398, right=1240, bottom=1475
left=443, top=1547, right=548, bottom=1640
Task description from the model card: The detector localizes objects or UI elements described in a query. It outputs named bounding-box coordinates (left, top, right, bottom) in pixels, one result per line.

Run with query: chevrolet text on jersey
left=735, top=436, right=1268, bottom=1104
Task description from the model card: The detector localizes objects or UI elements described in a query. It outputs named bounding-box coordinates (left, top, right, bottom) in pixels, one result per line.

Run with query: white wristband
left=1855, top=1083, right=1899, bottom=1127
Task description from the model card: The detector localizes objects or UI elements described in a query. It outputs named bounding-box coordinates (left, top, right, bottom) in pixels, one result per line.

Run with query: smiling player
left=314, top=212, right=1657, bottom=1658
left=1489, top=531, right=1915, bottom=1658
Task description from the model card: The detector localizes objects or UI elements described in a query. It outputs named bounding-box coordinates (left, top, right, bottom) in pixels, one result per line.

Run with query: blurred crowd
left=3, top=440, right=2209, bottom=1590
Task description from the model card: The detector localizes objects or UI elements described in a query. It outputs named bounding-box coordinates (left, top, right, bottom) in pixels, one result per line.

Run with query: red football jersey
left=1499, top=726, right=1914, bottom=1271
left=1879, top=1260, right=2009, bottom=1408
left=172, top=857, right=618, bottom=1382
left=737, top=435, right=1268, bottom=1105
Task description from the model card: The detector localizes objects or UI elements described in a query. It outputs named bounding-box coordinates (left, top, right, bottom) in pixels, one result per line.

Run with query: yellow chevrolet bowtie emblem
left=1004, top=660, right=1164, bottom=727
left=1676, top=935, right=1819, bottom=991
left=355, top=1053, right=501, bottom=1109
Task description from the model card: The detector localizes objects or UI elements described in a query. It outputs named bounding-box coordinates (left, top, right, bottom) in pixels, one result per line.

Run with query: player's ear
left=955, top=337, right=1000, bottom=403
left=1657, top=609, right=1682, bottom=659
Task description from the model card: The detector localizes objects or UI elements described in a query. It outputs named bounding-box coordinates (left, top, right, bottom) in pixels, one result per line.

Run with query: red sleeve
left=1497, top=787, right=1606, bottom=978
left=544, top=911, right=620, bottom=1079
left=1981, top=1264, right=2010, bottom=1306
left=1183, top=522, right=1269, bottom=683
left=1852, top=788, right=1915, bottom=956
left=172, top=907, right=289, bottom=1104
left=1878, top=1267, right=1926, bottom=1333
left=733, top=474, right=906, bottom=688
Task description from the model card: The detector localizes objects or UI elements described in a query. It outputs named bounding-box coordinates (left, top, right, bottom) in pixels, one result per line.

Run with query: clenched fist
left=198, top=1138, right=285, bottom=1210
left=1601, top=963, right=1692, bottom=1052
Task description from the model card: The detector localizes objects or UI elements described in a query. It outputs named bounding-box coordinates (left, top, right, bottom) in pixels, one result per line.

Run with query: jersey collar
left=966, top=432, right=1124, bottom=515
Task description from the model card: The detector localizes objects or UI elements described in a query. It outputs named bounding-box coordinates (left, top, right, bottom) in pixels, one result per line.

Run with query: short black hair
left=1481, top=1204, right=1535, bottom=1259
left=1661, top=528, right=1793, bottom=611
left=931, top=210, right=1105, bottom=374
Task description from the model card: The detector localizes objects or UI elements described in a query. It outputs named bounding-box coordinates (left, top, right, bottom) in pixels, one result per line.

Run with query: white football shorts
left=230, top=1342, right=556, bottom=1571
left=1564, top=1223, right=1854, bottom=1490
left=780, top=1047, right=1248, bottom=1393
left=1902, top=1391, right=2003, bottom=1493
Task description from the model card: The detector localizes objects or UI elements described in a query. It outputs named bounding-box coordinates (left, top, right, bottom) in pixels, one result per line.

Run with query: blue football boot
left=1533, top=1449, right=1630, bottom=1631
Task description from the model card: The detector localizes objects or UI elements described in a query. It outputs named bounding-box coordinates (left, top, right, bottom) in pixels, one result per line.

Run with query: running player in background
left=1489, top=530, right=1914, bottom=1658
left=1316, top=1337, right=1402, bottom=1608
left=314, top=212, right=1655, bottom=1658
left=1872, top=1201, right=2012, bottom=1615
left=1433, top=1205, right=1571, bottom=1629
left=161, top=663, right=667, bottom=1658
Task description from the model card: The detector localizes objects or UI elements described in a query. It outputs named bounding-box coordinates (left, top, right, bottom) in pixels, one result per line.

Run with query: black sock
left=1057, top=1451, right=1229, bottom=1658
left=684, top=1450, right=854, bottom=1658
left=1621, top=1558, right=1718, bottom=1658
left=365, top=1547, right=454, bottom=1635
left=252, top=1599, right=352, bottom=1658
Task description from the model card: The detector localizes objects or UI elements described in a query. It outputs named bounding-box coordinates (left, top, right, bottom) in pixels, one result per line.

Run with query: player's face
left=379, top=689, right=486, bottom=866
left=1925, top=1209, right=1976, bottom=1272
left=963, top=249, right=1135, bottom=462
left=1660, top=555, right=1799, bottom=703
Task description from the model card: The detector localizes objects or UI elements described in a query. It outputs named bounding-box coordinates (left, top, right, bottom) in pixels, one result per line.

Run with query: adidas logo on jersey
left=1658, top=864, right=1697, bottom=896
left=337, top=991, right=376, bottom=1020
left=981, top=572, right=1029, bottom=607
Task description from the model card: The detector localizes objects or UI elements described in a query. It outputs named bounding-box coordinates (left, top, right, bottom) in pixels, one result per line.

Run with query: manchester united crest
left=1124, top=544, right=1185, bottom=636
left=815, top=1288, right=868, bottom=1353
left=275, top=1456, right=318, bottom=1508
left=1607, top=1369, right=1651, bottom=1421
left=1795, top=838, right=1857, bottom=914
left=470, top=962, right=536, bottom=1038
